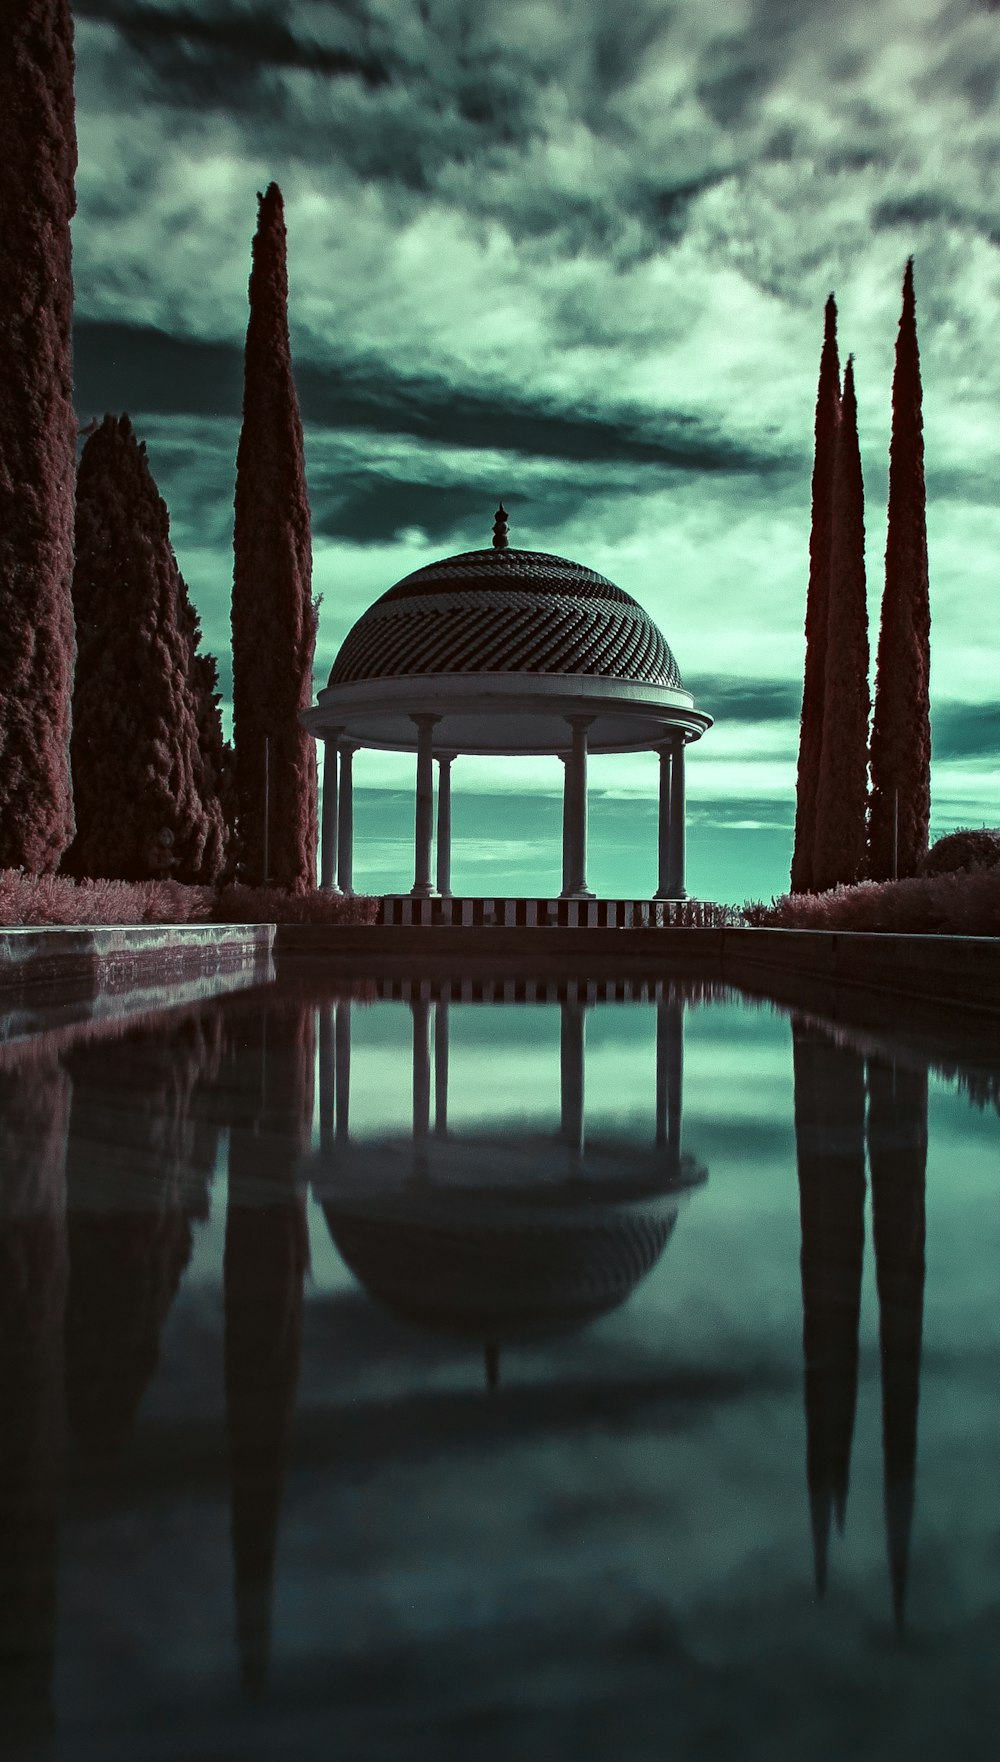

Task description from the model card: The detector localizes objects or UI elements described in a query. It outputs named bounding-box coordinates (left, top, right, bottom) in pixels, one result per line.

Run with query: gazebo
left=301, top=507, right=712, bottom=900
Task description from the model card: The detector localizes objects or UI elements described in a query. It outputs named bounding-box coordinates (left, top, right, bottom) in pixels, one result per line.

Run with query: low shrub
left=744, top=864, right=1000, bottom=935
left=211, top=885, right=380, bottom=926
left=0, top=870, right=212, bottom=926
left=921, top=827, right=1000, bottom=877
left=0, top=872, right=381, bottom=928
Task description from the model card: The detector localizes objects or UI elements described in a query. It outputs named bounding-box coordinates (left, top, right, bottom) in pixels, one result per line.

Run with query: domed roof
left=329, top=514, right=683, bottom=690
left=322, top=1187, right=678, bottom=1341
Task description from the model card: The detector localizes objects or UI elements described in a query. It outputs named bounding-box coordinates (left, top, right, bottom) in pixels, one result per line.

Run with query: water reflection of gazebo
left=305, top=985, right=706, bottom=1367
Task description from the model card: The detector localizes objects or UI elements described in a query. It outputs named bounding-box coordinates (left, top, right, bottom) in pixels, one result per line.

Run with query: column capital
left=411, top=711, right=441, bottom=731
left=565, top=713, right=595, bottom=732
left=337, top=736, right=360, bottom=756
left=437, top=750, right=457, bottom=768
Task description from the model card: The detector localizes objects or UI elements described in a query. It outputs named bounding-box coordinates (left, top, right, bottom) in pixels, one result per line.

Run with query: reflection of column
left=411, top=715, right=439, bottom=898
left=792, top=1018, right=866, bottom=1599
left=337, top=742, right=357, bottom=896
left=560, top=1001, right=586, bottom=1159
left=318, top=1004, right=335, bottom=1153
left=868, top=1056, right=927, bottom=1635
left=653, top=741, right=673, bottom=900
left=436, top=755, right=455, bottom=898
left=335, top=1001, right=351, bottom=1143
left=435, top=999, right=450, bottom=1137
left=666, top=735, right=686, bottom=899
left=412, top=998, right=432, bottom=1144
left=655, top=996, right=684, bottom=1174
left=562, top=717, right=594, bottom=899
left=320, top=734, right=341, bottom=891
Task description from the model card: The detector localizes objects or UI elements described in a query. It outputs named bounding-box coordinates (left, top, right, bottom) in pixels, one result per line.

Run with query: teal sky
left=69, top=0, right=1000, bottom=900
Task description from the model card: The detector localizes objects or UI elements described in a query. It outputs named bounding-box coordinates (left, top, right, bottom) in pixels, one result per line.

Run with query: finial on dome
left=492, top=503, right=509, bottom=550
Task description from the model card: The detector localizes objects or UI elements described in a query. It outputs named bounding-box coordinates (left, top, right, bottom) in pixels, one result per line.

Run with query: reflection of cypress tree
left=867, top=1056, right=927, bottom=1633
left=792, top=1019, right=867, bottom=1594
left=63, top=1016, right=219, bottom=1459
left=0, top=1058, right=71, bottom=1754
left=224, top=1003, right=313, bottom=1697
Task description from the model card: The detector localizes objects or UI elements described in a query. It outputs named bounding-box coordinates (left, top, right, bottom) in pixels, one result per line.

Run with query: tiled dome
left=328, top=545, right=683, bottom=690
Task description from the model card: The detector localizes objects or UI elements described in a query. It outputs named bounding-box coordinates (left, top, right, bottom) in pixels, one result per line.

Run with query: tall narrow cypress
left=869, top=260, right=931, bottom=881
left=231, top=184, right=318, bottom=891
left=0, top=1, right=77, bottom=872
left=791, top=296, right=841, bottom=893
left=64, top=415, right=227, bottom=883
left=812, top=357, right=870, bottom=893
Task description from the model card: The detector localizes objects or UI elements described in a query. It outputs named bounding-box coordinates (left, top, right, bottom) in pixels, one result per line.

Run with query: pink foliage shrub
left=0, top=870, right=212, bottom=926
left=745, top=864, right=1000, bottom=935
left=211, top=886, right=379, bottom=926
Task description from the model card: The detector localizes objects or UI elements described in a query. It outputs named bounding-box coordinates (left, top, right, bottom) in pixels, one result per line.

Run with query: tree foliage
left=812, top=357, right=870, bottom=892
left=791, top=295, right=841, bottom=893
left=64, top=415, right=229, bottom=883
left=0, top=0, right=77, bottom=873
left=869, top=260, right=931, bottom=881
left=231, top=183, right=318, bottom=892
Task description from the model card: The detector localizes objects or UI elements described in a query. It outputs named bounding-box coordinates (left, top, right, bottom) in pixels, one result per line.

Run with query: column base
left=321, top=883, right=344, bottom=897
left=410, top=883, right=440, bottom=899
left=560, top=888, right=596, bottom=901
left=653, top=889, right=687, bottom=901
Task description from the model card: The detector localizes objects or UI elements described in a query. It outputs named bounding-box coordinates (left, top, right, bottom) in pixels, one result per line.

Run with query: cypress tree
left=64, top=415, right=228, bottom=883
left=791, top=296, right=841, bottom=892
left=231, top=184, right=318, bottom=891
left=812, top=357, right=870, bottom=892
left=0, top=0, right=77, bottom=873
left=869, top=260, right=931, bottom=880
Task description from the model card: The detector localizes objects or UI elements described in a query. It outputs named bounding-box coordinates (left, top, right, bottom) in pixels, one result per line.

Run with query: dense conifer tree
left=0, top=0, right=77, bottom=873
left=791, top=296, right=841, bottom=892
left=231, top=184, right=317, bottom=891
left=812, top=357, right=870, bottom=892
left=869, top=260, right=931, bottom=880
left=64, top=415, right=228, bottom=883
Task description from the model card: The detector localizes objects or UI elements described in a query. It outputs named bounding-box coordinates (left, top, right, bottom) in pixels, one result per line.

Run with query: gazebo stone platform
left=379, top=895, right=703, bottom=927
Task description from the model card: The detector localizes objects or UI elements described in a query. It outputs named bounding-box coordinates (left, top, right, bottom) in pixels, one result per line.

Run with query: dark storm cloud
left=76, top=0, right=391, bottom=88
left=931, top=699, right=1000, bottom=759
left=74, top=318, right=794, bottom=482
left=685, top=674, right=801, bottom=723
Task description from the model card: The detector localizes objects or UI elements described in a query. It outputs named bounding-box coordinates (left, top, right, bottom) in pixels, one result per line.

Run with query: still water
left=1, top=959, right=999, bottom=1761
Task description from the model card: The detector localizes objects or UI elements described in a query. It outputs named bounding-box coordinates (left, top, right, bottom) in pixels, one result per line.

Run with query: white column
left=653, top=739, right=672, bottom=900
left=560, top=754, right=572, bottom=896
left=411, top=714, right=439, bottom=898
left=436, top=754, right=455, bottom=898
left=564, top=716, right=594, bottom=900
left=337, top=741, right=357, bottom=896
left=666, top=735, right=687, bottom=899
left=320, top=734, right=341, bottom=892
left=412, top=996, right=432, bottom=1142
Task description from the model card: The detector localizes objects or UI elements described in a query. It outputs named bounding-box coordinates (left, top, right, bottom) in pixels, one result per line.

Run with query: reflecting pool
left=1, top=962, right=999, bottom=1761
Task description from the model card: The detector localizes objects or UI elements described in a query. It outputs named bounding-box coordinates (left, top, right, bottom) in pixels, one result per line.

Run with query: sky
left=69, top=0, right=1000, bottom=901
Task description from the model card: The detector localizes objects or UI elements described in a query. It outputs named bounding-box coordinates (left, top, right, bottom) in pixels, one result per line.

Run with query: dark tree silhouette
left=0, top=0, right=77, bottom=873
left=869, top=260, right=931, bottom=880
left=224, top=1000, right=313, bottom=1695
left=792, top=1018, right=866, bottom=1596
left=792, top=295, right=841, bottom=893
left=62, top=1016, right=220, bottom=1460
left=813, top=356, right=870, bottom=892
left=867, top=1055, right=927, bottom=1634
left=231, top=184, right=318, bottom=891
left=0, top=1056, right=70, bottom=1752
left=64, top=415, right=228, bottom=883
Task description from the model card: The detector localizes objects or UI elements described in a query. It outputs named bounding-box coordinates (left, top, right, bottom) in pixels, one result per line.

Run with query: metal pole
left=262, top=735, right=270, bottom=887
left=892, top=787, right=899, bottom=881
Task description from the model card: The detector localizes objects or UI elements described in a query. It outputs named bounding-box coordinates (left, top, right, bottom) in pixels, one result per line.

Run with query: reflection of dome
left=328, top=548, right=683, bottom=690
left=322, top=1186, right=681, bottom=1341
